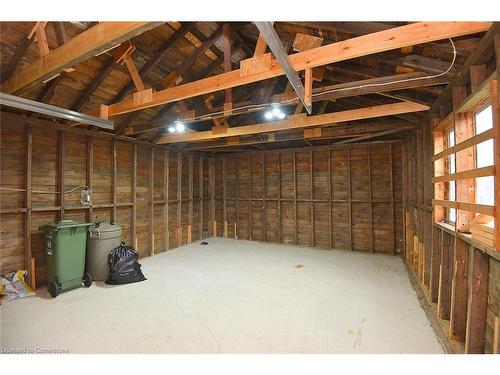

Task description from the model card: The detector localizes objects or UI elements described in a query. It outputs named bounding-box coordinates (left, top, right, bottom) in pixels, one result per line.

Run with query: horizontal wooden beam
left=157, top=100, right=428, bottom=144
left=105, top=22, right=490, bottom=117
left=432, top=199, right=495, bottom=216
left=1, top=22, right=162, bottom=94
left=432, top=165, right=494, bottom=183
left=432, top=128, right=494, bottom=161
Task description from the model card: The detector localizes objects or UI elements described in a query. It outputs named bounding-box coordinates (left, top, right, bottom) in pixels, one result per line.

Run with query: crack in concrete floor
left=174, top=294, right=221, bottom=353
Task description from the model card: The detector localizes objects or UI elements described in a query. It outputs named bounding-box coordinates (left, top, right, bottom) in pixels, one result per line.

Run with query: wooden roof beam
left=255, top=22, right=311, bottom=113
left=1, top=22, right=162, bottom=94
left=105, top=22, right=491, bottom=117
left=156, top=100, right=429, bottom=144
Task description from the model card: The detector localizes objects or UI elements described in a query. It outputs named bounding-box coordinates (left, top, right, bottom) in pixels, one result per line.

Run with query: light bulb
left=265, top=111, right=273, bottom=120
left=277, top=111, right=286, bottom=119
left=168, top=126, right=175, bottom=133
left=272, top=108, right=281, bottom=117
left=175, top=121, right=185, bottom=132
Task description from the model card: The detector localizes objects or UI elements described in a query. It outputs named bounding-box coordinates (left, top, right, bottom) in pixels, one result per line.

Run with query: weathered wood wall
left=212, top=142, right=404, bottom=254
left=0, top=112, right=211, bottom=287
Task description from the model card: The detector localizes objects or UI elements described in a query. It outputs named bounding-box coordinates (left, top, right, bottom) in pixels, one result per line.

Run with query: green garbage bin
left=39, top=220, right=93, bottom=298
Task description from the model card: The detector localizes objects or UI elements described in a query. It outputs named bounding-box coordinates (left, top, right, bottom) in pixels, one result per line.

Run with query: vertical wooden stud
left=293, top=151, right=298, bottom=245
left=164, top=150, right=169, bottom=250
left=223, top=157, right=227, bottom=238
left=262, top=152, right=267, bottom=242
left=131, top=144, right=137, bottom=250
left=389, top=144, right=396, bottom=254
left=368, top=146, right=374, bottom=253
left=58, top=131, right=65, bottom=220
left=112, top=139, right=117, bottom=223
left=278, top=150, right=282, bottom=244
left=149, top=147, right=154, bottom=255
left=86, top=136, right=94, bottom=222
left=465, top=247, right=489, bottom=353
left=188, top=153, right=193, bottom=244
left=177, top=152, right=182, bottom=246
left=309, top=149, right=314, bottom=247
left=25, top=126, right=33, bottom=288
left=328, top=149, right=333, bottom=249
left=347, top=147, right=353, bottom=251
left=429, top=226, right=442, bottom=303
left=449, top=238, right=469, bottom=342
left=199, top=156, right=204, bottom=240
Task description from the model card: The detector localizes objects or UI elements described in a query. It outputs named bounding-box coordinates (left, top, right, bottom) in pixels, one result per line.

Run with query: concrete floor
left=1, top=238, right=443, bottom=353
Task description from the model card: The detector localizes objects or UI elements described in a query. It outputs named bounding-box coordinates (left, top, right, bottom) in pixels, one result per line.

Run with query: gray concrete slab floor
left=1, top=238, right=443, bottom=353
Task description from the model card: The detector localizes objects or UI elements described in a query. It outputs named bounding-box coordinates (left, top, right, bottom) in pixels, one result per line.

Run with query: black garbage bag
left=105, top=243, right=146, bottom=285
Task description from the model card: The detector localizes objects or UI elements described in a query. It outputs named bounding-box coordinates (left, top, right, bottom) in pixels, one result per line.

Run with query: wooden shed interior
left=1, top=20, right=500, bottom=355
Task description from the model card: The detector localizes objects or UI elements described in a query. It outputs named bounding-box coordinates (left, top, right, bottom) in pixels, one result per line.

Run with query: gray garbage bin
left=86, top=223, right=122, bottom=281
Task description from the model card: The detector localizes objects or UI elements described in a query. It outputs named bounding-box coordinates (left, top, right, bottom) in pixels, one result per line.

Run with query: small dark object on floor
left=294, top=264, right=304, bottom=268
left=106, top=244, right=146, bottom=285
left=200, top=241, right=208, bottom=245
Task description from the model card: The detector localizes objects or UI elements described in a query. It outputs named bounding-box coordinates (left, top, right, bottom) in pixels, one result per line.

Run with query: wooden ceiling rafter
left=156, top=100, right=429, bottom=144
left=102, top=22, right=491, bottom=118
left=1, top=22, right=163, bottom=94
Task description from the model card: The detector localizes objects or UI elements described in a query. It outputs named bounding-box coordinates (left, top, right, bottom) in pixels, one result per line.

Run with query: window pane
left=475, top=105, right=493, bottom=134
left=476, top=176, right=494, bottom=205
left=448, top=208, right=456, bottom=223
left=448, top=129, right=455, bottom=146
left=449, top=180, right=456, bottom=201
left=476, top=139, right=494, bottom=167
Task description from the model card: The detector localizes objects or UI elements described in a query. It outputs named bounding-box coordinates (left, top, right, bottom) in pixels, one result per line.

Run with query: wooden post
left=86, top=136, right=94, bottom=222
left=293, top=151, right=298, bottom=244
left=465, top=247, right=489, bottom=353
left=449, top=238, right=469, bottom=342
left=223, top=157, right=227, bottom=238
left=25, top=126, right=33, bottom=288
left=347, top=148, right=353, bottom=251
left=248, top=154, right=252, bottom=240
left=132, top=144, right=137, bottom=250
left=389, top=144, right=396, bottom=254
left=310, top=149, right=314, bottom=247
left=164, top=150, right=169, bottom=250
left=188, top=153, right=193, bottom=244
left=58, top=131, right=65, bottom=220
left=328, top=149, right=333, bottom=249
left=368, top=146, right=374, bottom=253
left=209, top=157, right=216, bottom=237
left=199, top=156, right=204, bottom=240
left=278, top=150, right=282, bottom=244
left=429, top=226, right=442, bottom=303
left=262, top=152, right=267, bottom=242
left=112, top=139, right=117, bottom=223
left=149, top=147, right=154, bottom=255
left=438, top=232, right=453, bottom=320
left=492, top=79, right=500, bottom=251
left=235, top=156, right=239, bottom=239
left=177, top=152, right=182, bottom=246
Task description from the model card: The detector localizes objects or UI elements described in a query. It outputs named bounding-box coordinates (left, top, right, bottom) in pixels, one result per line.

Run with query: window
left=447, top=128, right=456, bottom=223
left=475, top=104, right=494, bottom=206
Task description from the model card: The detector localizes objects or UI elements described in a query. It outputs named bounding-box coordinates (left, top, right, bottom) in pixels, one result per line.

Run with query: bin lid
left=39, top=220, right=92, bottom=232
left=89, top=222, right=122, bottom=235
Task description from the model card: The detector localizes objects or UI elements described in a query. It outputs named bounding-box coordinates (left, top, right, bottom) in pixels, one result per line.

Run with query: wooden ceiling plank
left=106, top=22, right=491, bottom=117
left=157, top=100, right=429, bottom=144
left=1, top=21, right=162, bottom=94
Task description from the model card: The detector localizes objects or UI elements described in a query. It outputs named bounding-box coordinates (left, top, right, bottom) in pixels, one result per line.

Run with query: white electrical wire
left=185, top=38, right=457, bottom=123
left=0, top=185, right=89, bottom=194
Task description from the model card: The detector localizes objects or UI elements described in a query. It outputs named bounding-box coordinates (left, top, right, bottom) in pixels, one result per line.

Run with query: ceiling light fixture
left=175, top=120, right=185, bottom=132
left=264, top=102, right=286, bottom=121
left=167, top=120, right=186, bottom=134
